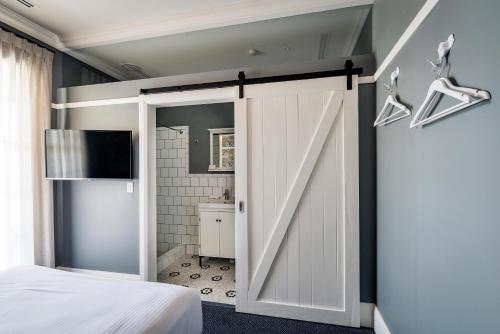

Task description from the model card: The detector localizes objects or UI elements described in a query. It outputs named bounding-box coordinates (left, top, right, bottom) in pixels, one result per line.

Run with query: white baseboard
left=360, top=302, right=375, bottom=328
left=374, top=306, right=391, bottom=334
left=56, top=266, right=141, bottom=281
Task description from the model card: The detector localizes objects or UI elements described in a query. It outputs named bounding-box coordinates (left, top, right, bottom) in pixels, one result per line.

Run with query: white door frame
left=138, top=77, right=359, bottom=326
left=138, top=87, right=236, bottom=281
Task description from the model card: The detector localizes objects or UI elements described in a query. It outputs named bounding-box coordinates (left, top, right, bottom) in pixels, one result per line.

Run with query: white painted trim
left=373, top=0, right=440, bottom=80
left=248, top=91, right=345, bottom=300
left=60, top=0, right=374, bottom=49
left=208, top=128, right=235, bottom=171
left=139, top=88, right=236, bottom=282
left=360, top=302, right=375, bottom=328
left=374, top=306, right=392, bottom=334
left=143, top=87, right=235, bottom=106
left=207, top=128, right=234, bottom=134
left=56, top=266, right=140, bottom=280
left=0, top=3, right=64, bottom=49
left=0, top=4, right=129, bottom=80
left=64, top=49, right=130, bottom=81
left=359, top=76, right=375, bottom=84
left=139, top=98, right=159, bottom=282
left=234, top=86, right=249, bottom=311
left=49, top=79, right=375, bottom=110
left=51, top=97, right=139, bottom=110
left=345, top=77, right=361, bottom=326
left=138, top=96, right=150, bottom=281
left=344, top=7, right=371, bottom=57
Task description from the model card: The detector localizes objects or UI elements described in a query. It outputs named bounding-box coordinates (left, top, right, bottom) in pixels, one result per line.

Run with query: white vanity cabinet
left=198, top=203, right=235, bottom=260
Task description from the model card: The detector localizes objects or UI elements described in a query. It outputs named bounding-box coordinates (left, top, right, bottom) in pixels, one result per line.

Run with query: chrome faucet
left=223, top=189, right=230, bottom=200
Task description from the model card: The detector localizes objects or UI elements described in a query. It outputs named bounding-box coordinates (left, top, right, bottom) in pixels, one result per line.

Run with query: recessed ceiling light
left=120, top=63, right=150, bottom=79
left=248, top=48, right=258, bottom=56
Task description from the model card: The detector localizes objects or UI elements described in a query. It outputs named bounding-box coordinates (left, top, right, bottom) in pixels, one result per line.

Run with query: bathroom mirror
left=208, top=128, right=234, bottom=172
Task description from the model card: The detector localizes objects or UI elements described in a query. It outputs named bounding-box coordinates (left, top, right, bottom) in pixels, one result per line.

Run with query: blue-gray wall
left=53, top=61, right=378, bottom=303
left=372, top=0, right=426, bottom=66
left=352, top=9, right=372, bottom=56
left=157, top=103, right=234, bottom=174
left=54, top=105, right=139, bottom=274
left=359, top=83, right=376, bottom=303
left=374, top=1, right=500, bottom=333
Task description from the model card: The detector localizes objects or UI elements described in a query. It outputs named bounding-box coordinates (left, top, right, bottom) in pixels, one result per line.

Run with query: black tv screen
left=45, top=129, right=132, bottom=180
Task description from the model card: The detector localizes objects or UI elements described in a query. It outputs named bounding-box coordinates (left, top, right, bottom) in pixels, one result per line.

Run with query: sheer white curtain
left=0, top=29, right=54, bottom=270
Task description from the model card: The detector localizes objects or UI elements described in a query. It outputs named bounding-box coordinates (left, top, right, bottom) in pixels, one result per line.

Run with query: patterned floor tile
left=158, top=255, right=236, bottom=305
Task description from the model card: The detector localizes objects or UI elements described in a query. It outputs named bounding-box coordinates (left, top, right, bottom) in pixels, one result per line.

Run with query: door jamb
left=138, top=87, right=236, bottom=282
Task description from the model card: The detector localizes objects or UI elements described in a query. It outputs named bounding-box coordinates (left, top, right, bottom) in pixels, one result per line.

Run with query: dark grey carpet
left=202, top=302, right=375, bottom=334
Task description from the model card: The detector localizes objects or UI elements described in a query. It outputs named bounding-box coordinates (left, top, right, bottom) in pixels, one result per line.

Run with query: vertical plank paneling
left=324, top=108, right=339, bottom=308
left=311, top=92, right=326, bottom=306
left=286, top=94, right=300, bottom=305
left=297, top=92, right=310, bottom=305
left=297, top=92, right=317, bottom=305
left=234, top=90, right=249, bottom=311
left=310, top=123, right=325, bottom=307
left=274, top=96, right=289, bottom=302
left=248, top=98, right=263, bottom=279
left=298, top=186, right=312, bottom=306
left=260, top=96, right=276, bottom=301
left=343, top=85, right=359, bottom=325
left=336, top=110, right=346, bottom=309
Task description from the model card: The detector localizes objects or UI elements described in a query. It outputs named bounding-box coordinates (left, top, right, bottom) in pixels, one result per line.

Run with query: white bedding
left=0, top=265, right=202, bottom=334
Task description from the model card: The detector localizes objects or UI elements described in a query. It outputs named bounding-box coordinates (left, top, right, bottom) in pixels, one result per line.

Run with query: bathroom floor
left=158, top=255, right=236, bottom=305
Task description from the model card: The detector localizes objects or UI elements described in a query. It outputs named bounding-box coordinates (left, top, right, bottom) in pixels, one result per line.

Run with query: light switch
left=127, top=182, right=134, bottom=193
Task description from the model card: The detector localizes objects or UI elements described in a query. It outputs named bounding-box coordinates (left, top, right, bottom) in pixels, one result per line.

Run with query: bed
left=0, top=265, right=202, bottom=334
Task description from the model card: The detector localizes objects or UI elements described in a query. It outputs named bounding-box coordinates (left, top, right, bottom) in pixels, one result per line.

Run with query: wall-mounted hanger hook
left=437, top=34, right=455, bottom=63
left=390, top=67, right=400, bottom=87
left=427, top=34, right=455, bottom=78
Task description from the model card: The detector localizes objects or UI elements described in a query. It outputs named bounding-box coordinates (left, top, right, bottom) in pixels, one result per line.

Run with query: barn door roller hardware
left=238, top=71, right=245, bottom=99
left=140, top=60, right=362, bottom=96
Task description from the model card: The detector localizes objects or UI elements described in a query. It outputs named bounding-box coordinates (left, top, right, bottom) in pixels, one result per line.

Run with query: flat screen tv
left=45, top=129, right=132, bottom=180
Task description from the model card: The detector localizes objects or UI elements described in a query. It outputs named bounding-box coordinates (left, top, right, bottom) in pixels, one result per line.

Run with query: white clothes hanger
left=374, top=67, right=411, bottom=127
left=410, top=34, right=491, bottom=128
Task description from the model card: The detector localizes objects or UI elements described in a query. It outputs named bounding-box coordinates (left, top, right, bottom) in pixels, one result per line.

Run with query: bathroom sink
left=198, top=199, right=235, bottom=211
left=204, top=198, right=235, bottom=204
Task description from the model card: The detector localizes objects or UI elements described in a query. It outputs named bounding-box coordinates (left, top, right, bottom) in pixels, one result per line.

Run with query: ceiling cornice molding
left=61, top=0, right=374, bottom=49
left=1, top=0, right=374, bottom=81
left=343, top=6, right=370, bottom=57
left=64, top=49, right=130, bottom=81
left=0, top=3, right=130, bottom=80
left=0, top=3, right=64, bottom=49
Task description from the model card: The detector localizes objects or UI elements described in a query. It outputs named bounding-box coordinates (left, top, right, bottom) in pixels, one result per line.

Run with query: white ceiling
left=0, top=0, right=372, bottom=80
left=78, top=7, right=371, bottom=79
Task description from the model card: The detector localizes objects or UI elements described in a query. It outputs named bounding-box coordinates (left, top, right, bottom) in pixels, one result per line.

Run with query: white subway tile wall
left=156, top=127, right=234, bottom=255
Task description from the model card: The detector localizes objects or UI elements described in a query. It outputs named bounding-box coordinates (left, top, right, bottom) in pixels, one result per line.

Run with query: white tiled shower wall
left=156, top=127, right=234, bottom=255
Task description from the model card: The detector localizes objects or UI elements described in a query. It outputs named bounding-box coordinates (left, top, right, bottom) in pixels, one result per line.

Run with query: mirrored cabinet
left=208, top=128, right=234, bottom=172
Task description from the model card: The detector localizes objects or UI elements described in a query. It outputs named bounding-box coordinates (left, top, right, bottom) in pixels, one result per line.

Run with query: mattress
left=0, top=265, right=202, bottom=334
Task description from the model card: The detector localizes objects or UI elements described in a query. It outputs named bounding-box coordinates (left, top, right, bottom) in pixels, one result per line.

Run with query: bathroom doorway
left=153, top=102, right=236, bottom=304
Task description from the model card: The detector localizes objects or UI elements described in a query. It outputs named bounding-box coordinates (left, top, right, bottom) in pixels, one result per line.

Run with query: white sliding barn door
left=234, top=76, right=359, bottom=327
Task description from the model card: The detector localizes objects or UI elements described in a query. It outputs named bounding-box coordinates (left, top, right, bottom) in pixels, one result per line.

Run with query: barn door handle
left=239, top=201, right=244, bottom=213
